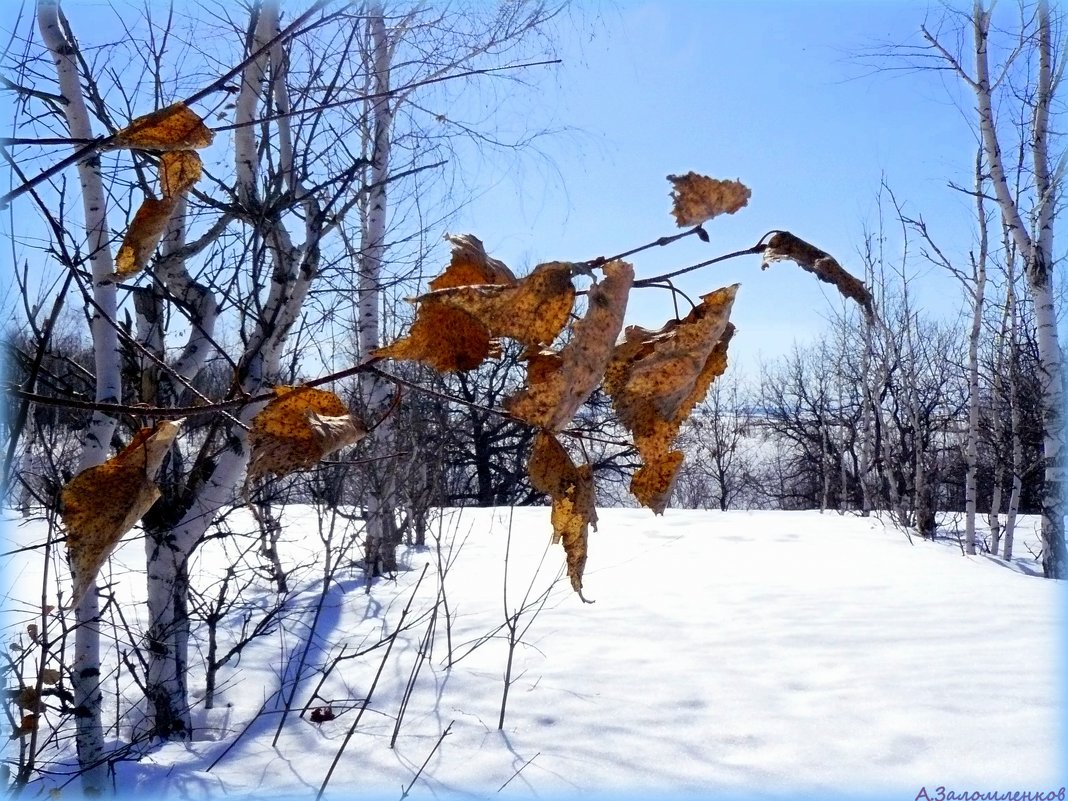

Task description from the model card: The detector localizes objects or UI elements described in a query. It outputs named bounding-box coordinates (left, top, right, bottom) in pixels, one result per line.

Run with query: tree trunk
left=37, top=0, right=117, bottom=789
left=964, top=148, right=988, bottom=556
left=974, top=0, right=1065, bottom=576
left=359, top=4, right=402, bottom=576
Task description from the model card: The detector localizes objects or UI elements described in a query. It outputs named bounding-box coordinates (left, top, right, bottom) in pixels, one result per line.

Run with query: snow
left=1, top=506, right=1063, bottom=800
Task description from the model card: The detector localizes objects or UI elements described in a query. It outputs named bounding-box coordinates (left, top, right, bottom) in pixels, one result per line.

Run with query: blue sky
left=452, top=0, right=985, bottom=375
left=3, top=1, right=994, bottom=377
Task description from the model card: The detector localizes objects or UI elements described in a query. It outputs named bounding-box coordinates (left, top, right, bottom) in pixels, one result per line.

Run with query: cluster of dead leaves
left=246, top=386, right=367, bottom=480
left=60, top=420, right=182, bottom=606
left=604, top=285, right=738, bottom=513
left=54, top=169, right=871, bottom=605
left=110, top=103, right=214, bottom=279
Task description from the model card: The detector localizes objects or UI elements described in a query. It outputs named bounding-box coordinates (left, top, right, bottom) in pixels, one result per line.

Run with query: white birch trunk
left=144, top=0, right=296, bottom=737
left=974, top=0, right=1065, bottom=576
left=359, top=4, right=401, bottom=576
left=964, top=149, right=988, bottom=556
left=37, top=1, right=115, bottom=790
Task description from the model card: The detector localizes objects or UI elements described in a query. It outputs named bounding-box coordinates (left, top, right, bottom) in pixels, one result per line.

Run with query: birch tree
left=921, top=0, right=1066, bottom=577
left=9, top=2, right=568, bottom=780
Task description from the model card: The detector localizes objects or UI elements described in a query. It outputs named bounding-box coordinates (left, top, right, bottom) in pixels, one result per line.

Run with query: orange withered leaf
left=506, top=260, right=633, bottom=431
left=418, top=261, right=575, bottom=348
left=761, top=231, right=874, bottom=318
left=110, top=103, right=214, bottom=151
left=528, top=432, right=597, bottom=598
left=61, top=420, right=183, bottom=606
left=630, top=451, right=685, bottom=514
left=11, top=714, right=38, bottom=739
left=430, top=233, right=516, bottom=288
left=160, top=150, right=202, bottom=197
left=605, top=285, right=738, bottom=513
left=374, top=234, right=515, bottom=372
left=667, top=172, right=751, bottom=227
left=114, top=195, right=181, bottom=278
left=247, top=387, right=367, bottom=480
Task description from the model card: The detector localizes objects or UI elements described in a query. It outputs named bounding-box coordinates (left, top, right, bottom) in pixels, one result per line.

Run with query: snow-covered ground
left=1, top=506, right=1063, bottom=800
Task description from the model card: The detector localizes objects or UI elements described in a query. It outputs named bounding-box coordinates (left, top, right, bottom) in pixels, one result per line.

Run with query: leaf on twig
left=605, top=286, right=738, bottom=513
left=417, top=261, right=575, bottom=348
left=528, top=432, right=597, bottom=598
left=39, top=668, right=61, bottom=686
left=668, top=172, right=751, bottom=227
left=761, top=231, right=873, bottom=317
left=61, top=420, right=183, bottom=607
left=12, top=688, right=40, bottom=712
left=114, top=195, right=181, bottom=278
left=160, top=150, right=202, bottom=196
left=110, top=103, right=214, bottom=151
left=506, top=260, right=634, bottom=430
left=247, top=387, right=367, bottom=480
left=374, top=234, right=515, bottom=372
left=10, top=714, right=38, bottom=739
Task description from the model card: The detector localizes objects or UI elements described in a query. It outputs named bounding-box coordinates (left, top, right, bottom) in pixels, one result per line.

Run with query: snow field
left=1, top=506, right=1062, bottom=800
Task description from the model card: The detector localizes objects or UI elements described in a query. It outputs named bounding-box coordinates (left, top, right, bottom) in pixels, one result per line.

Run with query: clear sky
left=450, top=0, right=987, bottom=376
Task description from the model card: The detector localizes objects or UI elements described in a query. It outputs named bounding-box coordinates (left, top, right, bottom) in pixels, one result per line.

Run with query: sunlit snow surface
left=2, top=507, right=1063, bottom=800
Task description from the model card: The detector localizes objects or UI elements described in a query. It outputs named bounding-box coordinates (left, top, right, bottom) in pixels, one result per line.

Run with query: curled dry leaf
left=433, top=233, right=516, bottom=287
left=247, top=387, right=368, bottom=480
left=605, top=286, right=738, bottom=513
left=109, top=102, right=214, bottom=151
left=114, top=195, right=180, bottom=279
left=374, top=234, right=515, bottom=372
left=506, top=260, right=634, bottom=430
left=61, top=420, right=183, bottom=607
left=761, top=231, right=874, bottom=318
left=418, top=261, right=575, bottom=348
left=160, top=150, right=202, bottom=197
left=668, top=172, right=751, bottom=227
left=528, top=432, right=597, bottom=598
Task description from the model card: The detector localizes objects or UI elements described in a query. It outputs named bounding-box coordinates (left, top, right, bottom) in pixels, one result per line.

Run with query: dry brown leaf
left=431, top=233, right=516, bottom=288
left=630, top=451, right=685, bottom=515
left=761, top=231, right=874, bottom=317
left=418, top=261, right=575, bottom=348
left=110, top=103, right=214, bottom=151
left=668, top=172, right=751, bottom=227
left=11, top=714, right=38, bottom=739
left=506, top=260, right=634, bottom=430
left=114, top=194, right=181, bottom=279
left=160, top=150, right=202, bottom=197
left=528, top=432, right=597, bottom=597
left=61, top=420, right=182, bottom=607
left=39, top=668, right=61, bottom=686
left=605, top=286, right=738, bottom=513
left=374, top=234, right=515, bottom=372
left=13, top=688, right=40, bottom=712
left=247, top=387, right=367, bottom=480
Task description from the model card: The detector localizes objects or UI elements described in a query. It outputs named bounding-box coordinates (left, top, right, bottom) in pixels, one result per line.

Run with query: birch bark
left=37, top=0, right=116, bottom=789
left=359, top=3, right=402, bottom=576
left=973, top=0, right=1065, bottom=577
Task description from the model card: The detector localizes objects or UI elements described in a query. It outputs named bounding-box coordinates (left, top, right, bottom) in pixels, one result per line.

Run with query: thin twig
left=399, top=721, right=454, bottom=800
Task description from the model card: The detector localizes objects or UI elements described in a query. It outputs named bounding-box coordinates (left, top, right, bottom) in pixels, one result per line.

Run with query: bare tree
left=919, top=0, right=1065, bottom=576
